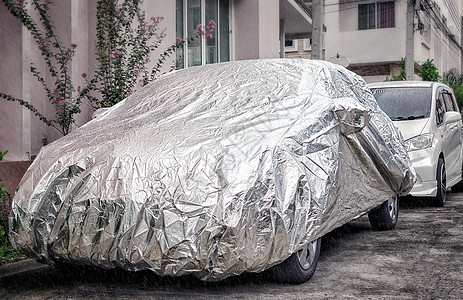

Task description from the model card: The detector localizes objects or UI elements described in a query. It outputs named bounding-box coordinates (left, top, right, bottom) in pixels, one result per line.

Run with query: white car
left=369, top=81, right=463, bottom=206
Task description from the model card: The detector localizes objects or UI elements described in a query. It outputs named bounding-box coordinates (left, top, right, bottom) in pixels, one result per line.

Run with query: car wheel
left=268, top=237, right=321, bottom=284
left=368, top=194, right=399, bottom=231
left=434, top=158, right=446, bottom=207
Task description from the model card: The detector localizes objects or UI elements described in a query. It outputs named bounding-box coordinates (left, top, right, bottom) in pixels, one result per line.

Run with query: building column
left=405, top=0, right=415, bottom=80
left=311, top=0, right=323, bottom=60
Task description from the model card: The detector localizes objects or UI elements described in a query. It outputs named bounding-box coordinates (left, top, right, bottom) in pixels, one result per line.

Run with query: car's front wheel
left=268, top=237, right=321, bottom=284
left=368, top=194, right=399, bottom=231
left=434, top=157, right=446, bottom=207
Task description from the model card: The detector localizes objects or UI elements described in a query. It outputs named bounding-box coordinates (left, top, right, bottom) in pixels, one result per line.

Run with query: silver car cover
left=10, top=59, right=415, bottom=281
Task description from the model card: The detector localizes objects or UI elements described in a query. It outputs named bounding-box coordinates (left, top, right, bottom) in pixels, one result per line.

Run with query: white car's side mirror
left=443, top=111, right=461, bottom=125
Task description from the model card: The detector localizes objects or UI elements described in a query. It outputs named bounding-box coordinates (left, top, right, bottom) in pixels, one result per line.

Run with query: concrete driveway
left=1, top=193, right=462, bottom=299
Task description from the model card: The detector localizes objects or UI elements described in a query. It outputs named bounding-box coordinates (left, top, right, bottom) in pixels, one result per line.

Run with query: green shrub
left=389, top=58, right=406, bottom=81
left=443, top=69, right=463, bottom=110
left=0, top=151, right=10, bottom=258
left=420, top=59, right=440, bottom=82
left=0, top=150, right=26, bottom=263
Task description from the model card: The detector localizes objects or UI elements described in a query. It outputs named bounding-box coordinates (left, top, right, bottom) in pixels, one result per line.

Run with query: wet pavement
left=1, top=192, right=462, bottom=299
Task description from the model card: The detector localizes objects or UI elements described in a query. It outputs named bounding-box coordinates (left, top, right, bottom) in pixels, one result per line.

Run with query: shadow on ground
left=1, top=193, right=453, bottom=295
left=0, top=221, right=372, bottom=291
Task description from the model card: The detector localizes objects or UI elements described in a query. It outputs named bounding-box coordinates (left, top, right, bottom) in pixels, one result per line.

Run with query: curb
left=0, top=258, right=54, bottom=279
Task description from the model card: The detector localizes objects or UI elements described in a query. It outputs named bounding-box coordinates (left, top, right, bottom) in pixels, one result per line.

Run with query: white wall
left=326, top=0, right=407, bottom=64
left=325, top=0, right=461, bottom=74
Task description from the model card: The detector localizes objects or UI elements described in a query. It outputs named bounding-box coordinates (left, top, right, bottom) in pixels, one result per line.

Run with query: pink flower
left=206, top=33, right=213, bottom=39
left=81, top=72, right=87, bottom=78
left=37, top=39, right=47, bottom=50
left=176, top=37, right=182, bottom=42
left=160, top=16, right=164, bottom=20
left=196, top=24, right=202, bottom=31
left=70, top=43, right=76, bottom=48
left=58, top=99, right=66, bottom=105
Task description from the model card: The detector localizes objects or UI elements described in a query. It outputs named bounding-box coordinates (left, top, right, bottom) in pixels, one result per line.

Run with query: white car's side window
left=443, top=92, right=456, bottom=112
left=436, top=92, right=446, bottom=126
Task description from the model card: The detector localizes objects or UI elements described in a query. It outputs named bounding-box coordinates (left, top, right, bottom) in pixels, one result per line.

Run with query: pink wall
left=234, top=0, right=260, bottom=60
left=1, top=0, right=284, bottom=162
left=234, top=0, right=279, bottom=61
left=0, top=1, right=177, bottom=161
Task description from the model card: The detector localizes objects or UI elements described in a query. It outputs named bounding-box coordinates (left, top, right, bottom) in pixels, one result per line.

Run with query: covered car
left=9, top=59, right=415, bottom=283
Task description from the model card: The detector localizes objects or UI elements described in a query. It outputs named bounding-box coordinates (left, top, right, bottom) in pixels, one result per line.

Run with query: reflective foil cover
left=10, top=59, right=415, bottom=280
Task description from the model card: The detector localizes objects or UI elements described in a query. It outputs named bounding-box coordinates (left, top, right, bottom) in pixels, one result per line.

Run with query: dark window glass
left=219, top=0, right=230, bottom=62
left=358, top=3, right=376, bottom=30
left=378, top=2, right=395, bottom=28
left=176, top=0, right=184, bottom=69
left=436, top=92, right=446, bottom=125
left=176, top=0, right=230, bottom=68
left=187, top=0, right=202, bottom=67
left=285, top=40, right=294, bottom=47
left=205, top=0, right=218, bottom=64
left=371, top=87, right=432, bottom=121
left=443, top=92, right=456, bottom=112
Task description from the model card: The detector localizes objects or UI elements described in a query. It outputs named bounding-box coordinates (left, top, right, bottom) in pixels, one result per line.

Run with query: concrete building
left=0, top=0, right=313, bottom=162
left=323, top=0, right=462, bottom=82
left=285, top=0, right=462, bottom=82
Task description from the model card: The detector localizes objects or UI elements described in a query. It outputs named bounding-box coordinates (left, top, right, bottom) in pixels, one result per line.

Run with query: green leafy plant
left=387, top=58, right=421, bottom=81
left=0, top=0, right=93, bottom=136
left=0, top=151, right=10, bottom=258
left=0, top=150, right=26, bottom=263
left=442, top=69, right=463, bottom=109
left=389, top=58, right=407, bottom=81
left=83, top=0, right=215, bottom=109
left=420, top=59, right=440, bottom=82
left=1, top=0, right=215, bottom=135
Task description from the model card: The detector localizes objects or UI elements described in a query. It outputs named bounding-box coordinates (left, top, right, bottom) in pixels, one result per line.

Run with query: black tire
left=451, top=179, right=463, bottom=193
left=368, top=194, right=399, bottom=231
left=268, top=238, right=321, bottom=284
left=434, top=157, right=446, bottom=207
left=451, top=161, right=463, bottom=193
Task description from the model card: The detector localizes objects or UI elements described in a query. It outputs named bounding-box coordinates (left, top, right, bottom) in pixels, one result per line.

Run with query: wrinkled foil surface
left=10, top=59, right=415, bottom=280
